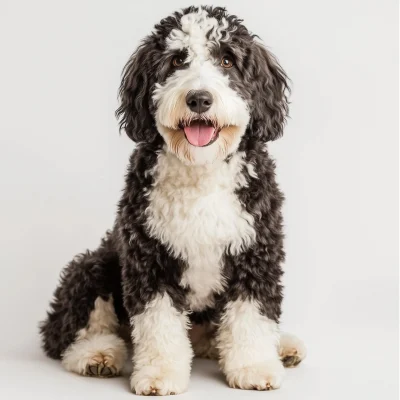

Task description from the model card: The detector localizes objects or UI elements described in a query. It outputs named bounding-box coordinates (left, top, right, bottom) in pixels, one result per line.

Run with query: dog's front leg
left=217, top=298, right=285, bottom=390
left=129, top=294, right=193, bottom=395
left=121, top=251, right=193, bottom=395
left=216, top=252, right=285, bottom=390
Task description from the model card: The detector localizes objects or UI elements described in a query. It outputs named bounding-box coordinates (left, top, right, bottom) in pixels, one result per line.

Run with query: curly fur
left=40, top=6, right=305, bottom=394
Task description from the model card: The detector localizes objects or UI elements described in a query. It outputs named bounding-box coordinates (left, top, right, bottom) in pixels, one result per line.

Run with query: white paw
left=130, top=366, right=189, bottom=396
left=61, top=333, right=127, bottom=377
left=225, top=359, right=285, bottom=390
left=279, top=332, right=307, bottom=368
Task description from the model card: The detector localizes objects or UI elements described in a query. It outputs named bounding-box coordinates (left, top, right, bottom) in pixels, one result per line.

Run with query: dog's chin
left=157, top=121, right=245, bottom=166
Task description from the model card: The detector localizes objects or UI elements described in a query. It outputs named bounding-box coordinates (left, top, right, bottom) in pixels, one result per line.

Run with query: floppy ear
left=116, top=38, right=159, bottom=143
left=249, top=42, right=290, bottom=141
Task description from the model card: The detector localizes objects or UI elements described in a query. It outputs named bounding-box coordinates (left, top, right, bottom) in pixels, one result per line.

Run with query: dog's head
left=117, top=6, right=289, bottom=165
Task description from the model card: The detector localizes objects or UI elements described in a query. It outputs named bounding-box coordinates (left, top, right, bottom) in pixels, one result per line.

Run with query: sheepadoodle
left=40, top=6, right=306, bottom=395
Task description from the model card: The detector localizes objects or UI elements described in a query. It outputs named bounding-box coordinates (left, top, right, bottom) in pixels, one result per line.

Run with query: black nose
left=186, top=90, right=213, bottom=114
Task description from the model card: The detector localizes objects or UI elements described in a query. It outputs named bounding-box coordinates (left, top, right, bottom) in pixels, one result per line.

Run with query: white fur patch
left=144, top=151, right=256, bottom=311
left=130, top=294, right=193, bottom=395
left=216, top=299, right=285, bottom=390
left=78, top=296, right=119, bottom=337
left=167, top=9, right=231, bottom=61
left=61, top=296, right=127, bottom=375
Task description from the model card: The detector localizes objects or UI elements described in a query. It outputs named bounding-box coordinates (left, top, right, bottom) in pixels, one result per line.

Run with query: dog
left=40, top=6, right=306, bottom=395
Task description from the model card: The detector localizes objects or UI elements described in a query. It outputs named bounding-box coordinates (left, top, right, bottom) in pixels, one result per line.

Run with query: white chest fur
left=145, top=150, right=256, bottom=311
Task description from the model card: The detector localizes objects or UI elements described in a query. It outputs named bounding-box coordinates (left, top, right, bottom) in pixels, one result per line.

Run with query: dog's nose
left=186, top=90, right=213, bottom=114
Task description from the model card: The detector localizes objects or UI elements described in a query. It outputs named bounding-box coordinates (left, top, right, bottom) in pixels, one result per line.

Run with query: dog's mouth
left=179, top=119, right=219, bottom=147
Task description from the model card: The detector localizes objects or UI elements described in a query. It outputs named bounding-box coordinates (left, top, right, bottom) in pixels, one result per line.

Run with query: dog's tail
left=39, top=231, right=126, bottom=359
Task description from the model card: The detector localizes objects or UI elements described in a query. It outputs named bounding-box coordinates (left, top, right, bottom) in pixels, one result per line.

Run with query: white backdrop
left=0, top=1, right=398, bottom=399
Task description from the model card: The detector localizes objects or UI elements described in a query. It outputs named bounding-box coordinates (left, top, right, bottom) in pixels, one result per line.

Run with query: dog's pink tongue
left=184, top=123, right=215, bottom=147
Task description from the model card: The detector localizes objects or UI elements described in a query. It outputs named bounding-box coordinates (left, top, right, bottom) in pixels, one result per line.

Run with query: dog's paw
left=61, top=333, right=127, bottom=378
left=84, top=352, right=121, bottom=377
left=130, top=367, right=189, bottom=396
left=279, top=332, right=307, bottom=368
left=225, top=359, right=285, bottom=390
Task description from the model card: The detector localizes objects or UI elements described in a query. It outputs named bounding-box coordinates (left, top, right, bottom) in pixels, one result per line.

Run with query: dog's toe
left=226, top=359, right=285, bottom=390
left=279, top=332, right=307, bottom=367
left=131, top=368, right=188, bottom=395
left=84, top=355, right=120, bottom=378
left=282, top=354, right=302, bottom=368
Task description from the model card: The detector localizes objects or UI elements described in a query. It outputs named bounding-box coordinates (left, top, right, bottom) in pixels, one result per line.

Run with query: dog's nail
left=88, top=365, right=97, bottom=376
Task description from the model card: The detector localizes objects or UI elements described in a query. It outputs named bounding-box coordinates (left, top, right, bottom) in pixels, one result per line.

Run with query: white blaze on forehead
left=167, top=9, right=230, bottom=62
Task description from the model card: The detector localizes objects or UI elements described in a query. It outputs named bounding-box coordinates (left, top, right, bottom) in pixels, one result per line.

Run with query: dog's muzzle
left=182, top=91, right=218, bottom=147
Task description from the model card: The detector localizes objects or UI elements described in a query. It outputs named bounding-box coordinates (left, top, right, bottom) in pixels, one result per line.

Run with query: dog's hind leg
left=279, top=332, right=307, bottom=367
left=40, top=232, right=128, bottom=377
left=191, top=324, right=307, bottom=368
left=61, top=295, right=127, bottom=377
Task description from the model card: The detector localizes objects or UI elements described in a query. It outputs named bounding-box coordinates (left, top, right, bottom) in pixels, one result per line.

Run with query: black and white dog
left=41, top=6, right=306, bottom=395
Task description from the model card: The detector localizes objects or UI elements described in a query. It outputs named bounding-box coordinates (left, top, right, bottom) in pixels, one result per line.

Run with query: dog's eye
left=221, top=56, right=234, bottom=68
left=172, top=56, right=184, bottom=67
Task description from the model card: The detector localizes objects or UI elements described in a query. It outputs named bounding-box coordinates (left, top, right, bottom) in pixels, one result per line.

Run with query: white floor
left=0, top=1, right=398, bottom=399
left=0, top=324, right=397, bottom=400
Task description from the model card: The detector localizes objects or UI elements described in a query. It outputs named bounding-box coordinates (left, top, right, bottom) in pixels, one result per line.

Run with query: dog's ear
left=116, top=38, right=159, bottom=143
left=249, top=42, right=290, bottom=142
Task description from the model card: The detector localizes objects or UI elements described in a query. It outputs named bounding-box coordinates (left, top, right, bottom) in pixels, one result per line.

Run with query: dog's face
left=117, top=6, right=289, bottom=165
